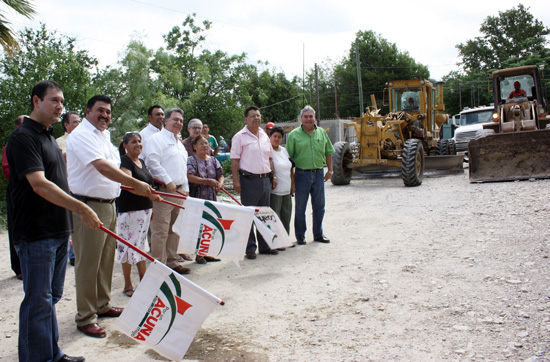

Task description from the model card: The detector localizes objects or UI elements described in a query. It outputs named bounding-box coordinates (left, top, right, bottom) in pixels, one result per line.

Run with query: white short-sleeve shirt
left=271, top=146, right=292, bottom=195
left=66, top=118, right=121, bottom=199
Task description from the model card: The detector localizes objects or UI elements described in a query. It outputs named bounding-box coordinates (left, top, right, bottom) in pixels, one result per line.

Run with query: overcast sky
left=7, top=0, right=550, bottom=81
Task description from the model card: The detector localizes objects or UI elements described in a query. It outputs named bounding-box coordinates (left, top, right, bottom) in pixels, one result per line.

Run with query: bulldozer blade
left=469, top=129, right=550, bottom=183
left=425, top=155, right=464, bottom=170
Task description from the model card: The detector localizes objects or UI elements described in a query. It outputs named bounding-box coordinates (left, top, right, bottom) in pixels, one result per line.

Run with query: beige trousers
left=150, top=185, right=183, bottom=268
left=72, top=201, right=116, bottom=326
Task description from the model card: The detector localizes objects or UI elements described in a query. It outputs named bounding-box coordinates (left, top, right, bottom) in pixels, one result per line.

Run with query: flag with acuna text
left=172, top=197, right=255, bottom=261
left=114, top=260, right=223, bottom=361
left=253, top=207, right=293, bottom=249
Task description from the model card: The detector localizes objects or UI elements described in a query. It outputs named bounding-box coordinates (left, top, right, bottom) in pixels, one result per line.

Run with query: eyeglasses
left=190, top=126, right=203, bottom=130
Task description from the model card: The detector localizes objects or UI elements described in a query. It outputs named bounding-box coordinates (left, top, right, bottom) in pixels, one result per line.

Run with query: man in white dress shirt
left=67, top=95, right=154, bottom=338
left=139, top=105, right=164, bottom=161
left=143, top=108, right=191, bottom=275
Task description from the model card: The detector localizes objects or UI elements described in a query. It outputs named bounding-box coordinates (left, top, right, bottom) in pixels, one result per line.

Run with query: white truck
left=453, top=106, right=495, bottom=153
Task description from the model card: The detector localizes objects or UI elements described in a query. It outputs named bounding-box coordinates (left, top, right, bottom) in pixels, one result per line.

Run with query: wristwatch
left=327, top=170, right=333, bottom=174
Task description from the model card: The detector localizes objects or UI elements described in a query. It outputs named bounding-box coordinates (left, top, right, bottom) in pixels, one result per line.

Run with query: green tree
left=0, top=0, right=35, bottom=52
left=309, top=30, right=430, bottom=119
left=456, top=4, right=550, bottom=72
left=442, top=71, right=493, bottom=116
left=150, top=14, right=303, bottom=141
left=0, top=24, right=98, bottom=144
left=245, top=67, right=303, bottom=123
left=93, top=38, right=160, bottom=141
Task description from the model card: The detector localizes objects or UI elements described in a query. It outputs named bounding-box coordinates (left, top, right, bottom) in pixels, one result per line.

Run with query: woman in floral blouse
left=187, top=135, right=224, bottom=263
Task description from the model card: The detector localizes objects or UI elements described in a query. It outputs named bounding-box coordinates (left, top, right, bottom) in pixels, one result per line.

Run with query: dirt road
left=1, top=169, right=549, bottom=361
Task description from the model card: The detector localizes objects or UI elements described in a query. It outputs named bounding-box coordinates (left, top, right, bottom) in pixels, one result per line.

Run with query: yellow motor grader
left=331, top=79, right=463, bottom=187
left=468, top=65, right=550, bottom=182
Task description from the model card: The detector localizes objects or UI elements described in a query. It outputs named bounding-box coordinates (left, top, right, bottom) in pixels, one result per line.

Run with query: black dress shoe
left=314, top=235, right=330, bottom=243
left=59, top=355, right=86, bottom=362
left=259, top=249, right=279, bottom=255
left=69, top=258, right=75, bottom=266
left=296, top=239, right=306, bottom=245
left=204, top=256, right=221, bottom=262
left=245, top=253, right=257, bottom=260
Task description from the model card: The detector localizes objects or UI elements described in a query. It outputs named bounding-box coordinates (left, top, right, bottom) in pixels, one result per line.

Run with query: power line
left=260, top=95, right=301, bottom=110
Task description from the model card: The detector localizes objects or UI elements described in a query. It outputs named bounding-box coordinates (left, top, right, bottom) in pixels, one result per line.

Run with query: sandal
left=123, top=288, right=135, bottom=297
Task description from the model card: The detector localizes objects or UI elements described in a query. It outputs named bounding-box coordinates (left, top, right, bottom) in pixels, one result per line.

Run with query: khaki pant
left=72, top=201, right=116, bottom=326
left=150, top=186, right=183, bottom=268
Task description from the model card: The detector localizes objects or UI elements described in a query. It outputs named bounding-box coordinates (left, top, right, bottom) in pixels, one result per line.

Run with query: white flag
left=172, top=197, right=255, bottom=262
left=114, top=260, right=223, bottom=361
left=253, top=207, right=293, bottom=249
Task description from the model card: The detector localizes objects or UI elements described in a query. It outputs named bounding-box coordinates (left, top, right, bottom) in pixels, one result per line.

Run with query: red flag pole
left=220, top=187, right=242, bottom=206
left=151, top=178, right=188, bottom=199
left=162, top=199, right=185, bottom=210
left=100, top=225, right=154, bottom=262
left=121, top=185, right=187, bottom=200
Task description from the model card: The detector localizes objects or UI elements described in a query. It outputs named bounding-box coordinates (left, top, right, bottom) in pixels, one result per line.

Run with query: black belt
left=72, top=194, right=115, bottom=204
left=297, top=168, right=323, bottom=173
left=239, top=170, right=272, bottom=179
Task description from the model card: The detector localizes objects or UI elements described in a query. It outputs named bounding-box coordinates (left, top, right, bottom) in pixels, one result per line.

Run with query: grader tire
left=448, top=139, right=457, bottom=155
left=331, top=141, right=353, bottom=185
left=436, top=139, right=449, bottom=155
left=401, top=139, right=424, bottom=187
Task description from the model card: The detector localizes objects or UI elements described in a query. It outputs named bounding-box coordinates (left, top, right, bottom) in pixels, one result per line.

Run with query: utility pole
left=459, top=82, right=462, bottom=111
left=309, top=78, right=313, bottom=105
left=334, top=73, right=339, bottom=117
left=355, top=40, right=364, bottom=115
left=315, top=63, right=320, bottom=125
left=302, top=43, right=305, bottom=108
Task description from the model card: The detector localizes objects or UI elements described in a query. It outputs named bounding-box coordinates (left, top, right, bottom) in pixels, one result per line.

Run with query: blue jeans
left=15, top=236, right=69, bottom=362
left=294, top=168, right=325, bottom=240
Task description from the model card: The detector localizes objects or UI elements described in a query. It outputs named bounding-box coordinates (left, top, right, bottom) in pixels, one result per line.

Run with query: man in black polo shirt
left=7, top=80, right=100, bottom=362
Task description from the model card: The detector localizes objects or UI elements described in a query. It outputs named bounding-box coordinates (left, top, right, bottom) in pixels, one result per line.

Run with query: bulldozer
left=331, top=79, right=464, bottom=187
left=468, top=65, right=550, bottom=182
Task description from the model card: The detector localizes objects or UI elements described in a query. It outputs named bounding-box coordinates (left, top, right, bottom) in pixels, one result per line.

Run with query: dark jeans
left=7, top=190, right=21, bottom=276
left=294, top=168, right=325, bottom=240
left=240, top=175, right=271, bottom=254
left=15, top=236, right=69, bottom=362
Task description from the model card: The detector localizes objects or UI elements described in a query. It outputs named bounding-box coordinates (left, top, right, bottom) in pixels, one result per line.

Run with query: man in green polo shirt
left=286, top=105, right=334, bottom=245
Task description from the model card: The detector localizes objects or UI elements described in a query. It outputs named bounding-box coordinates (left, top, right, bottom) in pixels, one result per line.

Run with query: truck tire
left=447, top=139, right=457, bottom=155
left=436, top=139, right=449, bottom=155
left=401, top=139, right=424, bottom=187
left=331, top=141, right=353, bottom=185
left=474, top=129, right=495, bottom=140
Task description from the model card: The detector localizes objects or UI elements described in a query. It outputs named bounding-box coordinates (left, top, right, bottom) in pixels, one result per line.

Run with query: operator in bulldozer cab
left=403, top=97, right=419, bottom=112
left=507, top=81, right=527, bottom=99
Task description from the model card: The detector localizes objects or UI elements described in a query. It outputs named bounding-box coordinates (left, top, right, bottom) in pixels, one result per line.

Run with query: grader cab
left=331, top=79, right=463, bottom=187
